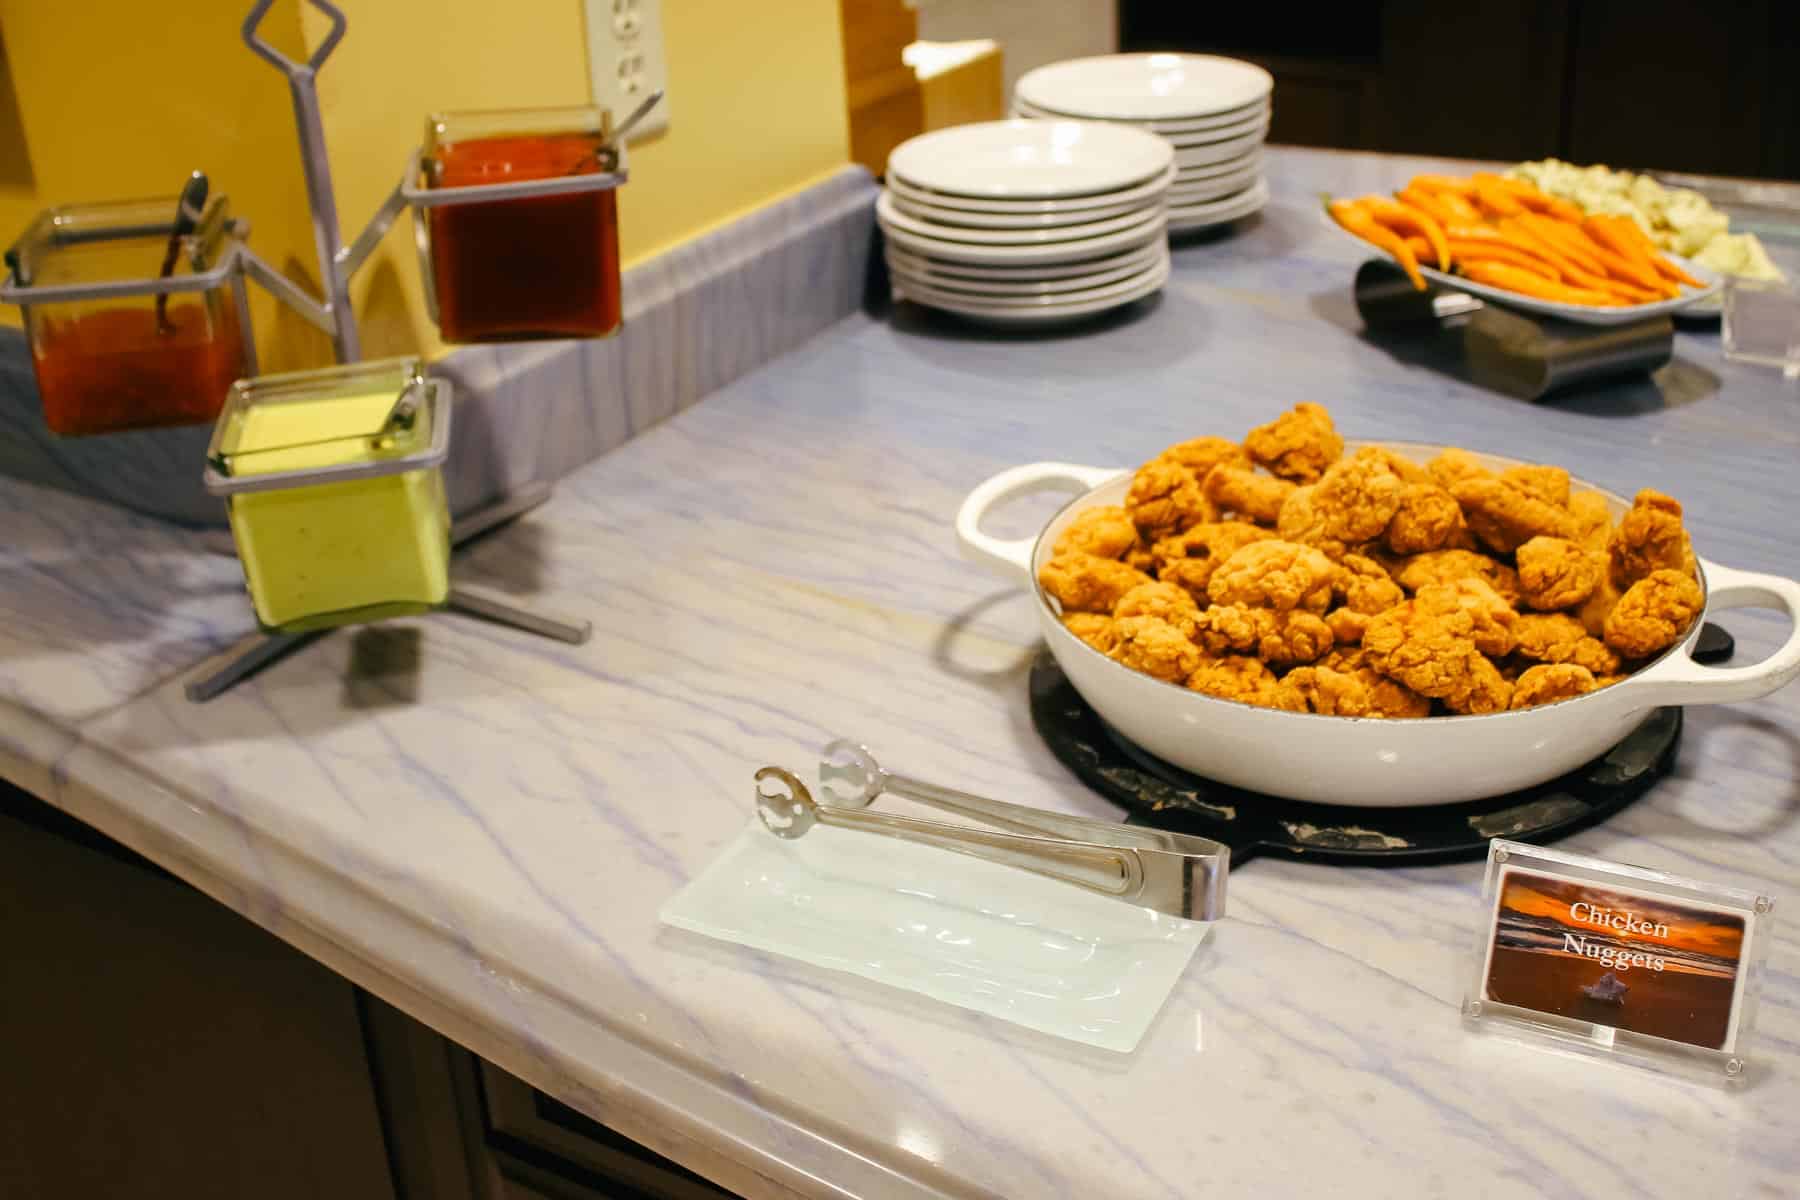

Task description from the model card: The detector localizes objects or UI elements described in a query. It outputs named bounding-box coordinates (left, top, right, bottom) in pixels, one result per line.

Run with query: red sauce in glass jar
left=31, top=299, right=246, bottom=436
left=427, top=133, right=622, bottom=342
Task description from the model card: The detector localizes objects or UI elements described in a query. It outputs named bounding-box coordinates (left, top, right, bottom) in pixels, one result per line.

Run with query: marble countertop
left=5, top=147, right=1799, bottom=1200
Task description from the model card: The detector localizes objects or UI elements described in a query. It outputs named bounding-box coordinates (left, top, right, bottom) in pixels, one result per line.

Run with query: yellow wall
left=0, top=0, right=330, bottom=368
left=2, top=0, right=850, bottom=365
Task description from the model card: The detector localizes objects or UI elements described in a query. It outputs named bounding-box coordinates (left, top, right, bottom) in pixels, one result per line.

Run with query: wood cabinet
left=0, top=782, right=736, bottom=1200
left=1120, top=0, right=1800, bottom=180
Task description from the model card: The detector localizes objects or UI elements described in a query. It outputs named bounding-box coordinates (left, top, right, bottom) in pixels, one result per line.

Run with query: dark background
left=1119, top=0, right=1800, bottom=180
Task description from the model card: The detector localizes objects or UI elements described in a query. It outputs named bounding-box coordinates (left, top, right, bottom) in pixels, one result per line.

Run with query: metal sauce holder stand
left=1352, top=259, right=1676, bottom=401
left=185, top=0, right=632, bottom=698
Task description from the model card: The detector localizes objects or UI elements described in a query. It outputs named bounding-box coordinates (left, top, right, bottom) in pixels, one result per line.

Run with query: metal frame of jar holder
left=173, top=0, right=626, bottom=699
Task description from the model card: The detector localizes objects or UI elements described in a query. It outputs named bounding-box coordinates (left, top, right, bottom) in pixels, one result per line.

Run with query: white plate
left=660, top=819, right=1209, bottom=1053
left=885, top=188, right=1161, bottom=230
left=884, top=240, right=1164, bottom=283
left=886, top=242, right=1166, bottom=290
left=1014, top=95, right=1269, bottom=136
left=1172, top=131, right=1266, bottom=170
left=883, top=164, right=1176, bottom=215
left=1166, top=113, right=1270, bottom=148
left=878, top=192, right=1161, bottom=246
left=1322, top=216, right=1724, bottom=325
left=1167, top=164, right=1262, bottom=203
left=878, top=194, right=1167, bottom=264
left=897, top=254, right=1170, bottom=312
left=1017, top=53, right=1273, bottom=122
left=887, top=119, right=1173, bottom=200
left=1167, top=178, right=1269, bottom=232
left=890, top=244, right=1170, bottom=298
left=900, top=260, right=1171, bottom=327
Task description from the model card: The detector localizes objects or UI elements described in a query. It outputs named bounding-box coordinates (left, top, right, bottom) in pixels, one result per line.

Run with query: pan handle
left=1607, top=560, right=1800, bottom=709
left=954, top=462, right=1124, bottom=582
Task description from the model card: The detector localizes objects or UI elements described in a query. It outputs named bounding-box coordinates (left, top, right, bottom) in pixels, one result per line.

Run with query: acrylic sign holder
left=172, top=0, right=638, bottom=700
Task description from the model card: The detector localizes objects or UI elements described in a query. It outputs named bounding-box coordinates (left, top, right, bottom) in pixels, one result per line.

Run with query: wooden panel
left=1565, top=0, right=1796, bottom=179
left=1368, top=0, right=1569, bottom=161
left=918, top=44, right=1006, bottom=133
left=0, top=790, right=397, bottom=1200
left=841, top=0, right=923, bottom=173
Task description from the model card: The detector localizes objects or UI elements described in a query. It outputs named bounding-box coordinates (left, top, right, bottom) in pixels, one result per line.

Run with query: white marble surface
left=4, top=147, right=1800, bottom=1199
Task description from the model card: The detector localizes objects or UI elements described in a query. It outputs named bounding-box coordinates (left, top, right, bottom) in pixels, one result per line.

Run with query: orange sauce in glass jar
left=33, top=298, right=246, bottom=436
left=427, top=132, right=622, bottom=342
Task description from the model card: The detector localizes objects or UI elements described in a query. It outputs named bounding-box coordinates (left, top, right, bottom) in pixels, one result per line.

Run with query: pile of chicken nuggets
left=1041, top=403, right=1703, bottom=717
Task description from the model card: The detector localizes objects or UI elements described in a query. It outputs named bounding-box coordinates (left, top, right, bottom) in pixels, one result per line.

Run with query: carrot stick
left=1445, top=241, right=1558, bottom=279
left=1483, top=221, right=1590, bottom=280
left=1578, top=217, right=1678, bottom=294
left=1360, top=196, right=1451, bottom=270
left=1512, top=213, right=1609, bottom=276
left=1396, top=184, right=1458, bottom=228
left=1329, top=199, right=1425, bottom=290
left=1484, top=176, right=1584, bottom=222
left=1459, top=260, right=1618, bottom=306
left=1474, top=179, right=1526, bottom=219
left=1606, top=217, right=1707, bottom=288
left=1403, top=234, right=1433, bottom=259
left=1408, top=174, right=1478, bottom=198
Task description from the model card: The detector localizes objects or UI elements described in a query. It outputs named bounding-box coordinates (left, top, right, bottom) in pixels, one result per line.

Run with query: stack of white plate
left=879, top=119, right=1174, bottom=325
left=1013, top=53, right=1273, bottom=235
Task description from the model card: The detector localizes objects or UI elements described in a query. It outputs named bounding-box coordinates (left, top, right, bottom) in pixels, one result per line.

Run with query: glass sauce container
left=204, top=358, right=453, bottom=633
left=3, top=195, right=251, bottom=436
left=417, top=105, right=624, bottom=342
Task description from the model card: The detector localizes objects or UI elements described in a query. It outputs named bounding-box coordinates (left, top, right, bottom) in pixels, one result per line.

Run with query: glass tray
left=660, top=819, right=1211, bottom=1052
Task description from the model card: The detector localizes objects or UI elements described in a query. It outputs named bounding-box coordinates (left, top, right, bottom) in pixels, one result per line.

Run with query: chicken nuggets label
left=1466, top=839, right=1775, bottom=1083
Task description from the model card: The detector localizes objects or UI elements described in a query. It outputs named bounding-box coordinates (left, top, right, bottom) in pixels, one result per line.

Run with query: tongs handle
left=758, top=768, right=1142, bottom=901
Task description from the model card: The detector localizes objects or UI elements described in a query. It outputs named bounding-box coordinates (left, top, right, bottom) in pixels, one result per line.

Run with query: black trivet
left=1028, top=623, right=1734, bottom=867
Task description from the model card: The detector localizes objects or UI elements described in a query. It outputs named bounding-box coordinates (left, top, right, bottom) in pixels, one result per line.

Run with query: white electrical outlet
left=585, top=0, right=670, bottom=141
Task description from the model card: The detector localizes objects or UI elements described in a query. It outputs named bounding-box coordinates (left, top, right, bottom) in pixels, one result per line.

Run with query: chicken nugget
left=1610, top=489, right=1695, bottom=590
left=1325, top=608, right=1371, bottom=645
left=1114, top=581, right=1202, bottom=636
left=1604, top=569, right=1704, bottom=659
left=1159, top=436, right=1252, bottom=479
left=1414, top=578, right=1518, bottom=658
left=1427, top=447, right=1491, bottom=490
left=1499, top=464, right=1571, bottom=508
left=1338, top=553, right=1406, bottom=615
left=1186, top=655, right=1306, bottom=710
left=1061, top=613, right=1118, bottom=656
left=1568, top=491, right=1613, bottom=555
left=1513, top=613, right=1622, bottom=675
left=1275, top=485, right=1350, bottom=558
left=1510, top=663, right=1599, bottom=709
left=1385, top=482, right=1467, bottom=555
left=1193, top=604, right=1334, bottom=664
left=1282, top=665, right=1371, bottom=716
left=1207, top=540, right=1339, bottom=612
left=1287, top=663, right=1431, bottom=718
left=1154, top=522, right=1273, bottom=599
left=1515, top=536, right=1603, bottom=611
left=1395, top=549, right=1522, bottom=605
left=1053, top=505, right=1139, bottom=560
left=1450, top=476, right=1580, bottom=553
left=1111, top=616, right=1204, bottom=683
left=1364, top=599, right=1513, bottom=715
left=1313, top=447, right=1406, bottom=543
left=1244, top=402, right=1344, bottom=483
left=1126, top=459, right=1214, bottom=538
left=1203, top=464, right=1296, bottom=525
left=1038, top=553, right=1154, bottom=614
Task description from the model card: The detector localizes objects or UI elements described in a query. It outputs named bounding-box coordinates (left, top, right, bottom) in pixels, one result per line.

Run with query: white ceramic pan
left=955, top=446, right=1800, bottom=807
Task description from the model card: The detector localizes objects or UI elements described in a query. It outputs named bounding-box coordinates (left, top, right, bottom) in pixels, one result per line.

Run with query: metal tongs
left=754, top=740, right=1228, bottom=920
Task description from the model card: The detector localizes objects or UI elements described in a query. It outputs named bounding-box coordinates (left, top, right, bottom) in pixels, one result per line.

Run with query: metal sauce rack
left=4, top=0, right=637, bottom=700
